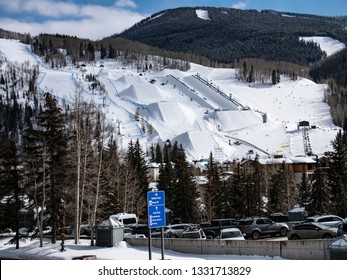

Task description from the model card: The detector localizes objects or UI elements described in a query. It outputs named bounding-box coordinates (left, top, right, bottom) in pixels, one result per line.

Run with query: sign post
left=147, top=191, right=166, bottom=260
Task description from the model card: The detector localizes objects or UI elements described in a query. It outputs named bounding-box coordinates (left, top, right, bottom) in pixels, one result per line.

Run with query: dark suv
left=236, top=217, right=289, bottom=239
left=200, top=218, right=238, bottom=239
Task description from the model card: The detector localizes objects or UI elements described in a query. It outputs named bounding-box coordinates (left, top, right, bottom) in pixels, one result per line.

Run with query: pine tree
left=126, top=139, right=148, bottom=217
left=242, top=61, right=248, bottom=82
left=250, top=156, right=266, bottom=216
left=171, top=145, right=199, bottom=222
left=23, top=123, right=50, bottom=248
left=0, top=98, right=25, bottom=249
left=298, top=166, right=312, bottom=210
left=100, top=44, right=106, bottom=59
left=170, top=140, right=179, bottom=163
left=155, top=143, right=162, bottom=163
left=37, top=92, right=67, bottom=244
left=271, top=69, right=277, bottom=85
left=267, top=162, right=288, bottom=213
left=149, top=144, right=155, bottom=162
left=0, top=137, right=22, bottom=249
left=215, top=175, right=232, bottom=219
left=226, top=164, right=246, bottom=218
left=89, top=111, right=107, bottom=246
left=157, top=143, right=175, bottom=213
left=204, top=152, right=221, bottom=220
left=328, top=130, right=347, bottom=217
left=308, top=160, right=331, bottom=215
left=248, top=64, right=254, bottom=83
left=102, top=136, right=122, bottom=213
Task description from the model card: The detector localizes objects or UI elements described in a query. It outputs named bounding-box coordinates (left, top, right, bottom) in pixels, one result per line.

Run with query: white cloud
left=115, top=0, right=137, bottom=9
left=231, top=1, right=248, bottom=10
left=0, top=0, right=147, bottom=40
left=0, top=0, right=81, bottom=18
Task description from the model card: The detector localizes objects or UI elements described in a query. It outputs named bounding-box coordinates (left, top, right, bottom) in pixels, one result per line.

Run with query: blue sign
left=147, top=191, right=166, bottom=228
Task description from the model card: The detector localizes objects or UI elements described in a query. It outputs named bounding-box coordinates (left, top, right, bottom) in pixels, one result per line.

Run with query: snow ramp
left=173, top=131, right=218, bottom=160
left=213, top=110, right=264, bottom=131
left=119, top=84, right=172, bottom=105
left=146, top=102, right=196, bottom=125
left=115, top=75, right=147, bottom=91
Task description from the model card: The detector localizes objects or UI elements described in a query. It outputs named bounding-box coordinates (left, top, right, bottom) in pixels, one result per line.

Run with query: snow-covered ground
left=0, top=37, right=345, bottom=164
left=0, top=236, right=281, bottom=260
left=0, top=236, right=343, bottom=280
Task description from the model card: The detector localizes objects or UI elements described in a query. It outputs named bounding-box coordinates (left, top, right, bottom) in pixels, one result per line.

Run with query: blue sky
left=0, top=0, right=346, bottom=40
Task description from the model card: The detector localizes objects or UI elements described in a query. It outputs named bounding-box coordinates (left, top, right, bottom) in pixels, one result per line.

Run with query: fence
left=126, top=237, right=332, bottom=260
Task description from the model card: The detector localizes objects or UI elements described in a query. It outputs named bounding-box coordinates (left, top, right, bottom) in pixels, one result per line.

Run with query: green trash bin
left=327, top=235, right=347, bottom=260
left=96, top=218, right=124, bottom=247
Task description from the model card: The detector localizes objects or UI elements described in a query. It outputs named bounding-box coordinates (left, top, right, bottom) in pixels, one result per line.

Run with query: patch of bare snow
left=196, top=9, right=211, bottom=20
left=300, top=36, right=346, bottom=56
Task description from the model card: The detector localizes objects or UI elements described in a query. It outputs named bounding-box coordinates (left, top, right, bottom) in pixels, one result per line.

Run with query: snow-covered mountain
left=0, top=37, right=344, bottom=163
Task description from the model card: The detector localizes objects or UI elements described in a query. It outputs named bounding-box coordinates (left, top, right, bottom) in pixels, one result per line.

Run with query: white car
left=304, top=215, right=344, bottom=228
left=164, top=224, right=192, bottom=238
left=219, top=228, right=245, bottom=240
left=181, top=226, right=206, bottom=239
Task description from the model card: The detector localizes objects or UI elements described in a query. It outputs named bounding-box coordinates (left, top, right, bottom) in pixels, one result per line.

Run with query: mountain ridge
left=116, top=7, right=347, bottom=65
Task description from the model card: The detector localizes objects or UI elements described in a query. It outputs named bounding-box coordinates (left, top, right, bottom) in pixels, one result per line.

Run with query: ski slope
left=0, top=37, right=344, bottom=163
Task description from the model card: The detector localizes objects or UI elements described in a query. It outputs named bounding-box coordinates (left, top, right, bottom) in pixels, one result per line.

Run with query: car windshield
left=123, top=218, right=137, bottom=225
left=238, top=220, right=253, bottom=225
left=183, top=232, right=200, bottom=238
left=222, top=231, right=242, bottom=238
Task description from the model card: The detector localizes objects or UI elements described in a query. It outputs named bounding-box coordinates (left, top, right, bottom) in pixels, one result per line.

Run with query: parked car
left=181, top=226, right=206, bottom=239
left=109, top=213, right=138, bottom=226
left=236, top=217, right=289, bottom=239
left=303, top=215, right=344, bottom=228
left=150, top=228, right=173, bottom=238
left=125, top=233, right=147, bottom=238
left=288, top=222, right=337, bottom=240
left=18, top=227, right=38, bottom=236
left=124, top=227, right=134, bottom=237
left=164, top=223, right=192, bottom=238
left=0, top=228, right=13, bottom=234
left=200, top=218, right=238, bottom=239
left=336, top=220, right=347, bottom=237
left=270, top=213, right=289, bottom=223
left=129, top=224, right=149, bottom=236
left=219, top=228, right=245, bottom=240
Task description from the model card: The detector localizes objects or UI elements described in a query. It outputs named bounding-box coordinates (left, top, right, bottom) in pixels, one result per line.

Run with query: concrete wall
left=125, top=238, right=332, bottom=260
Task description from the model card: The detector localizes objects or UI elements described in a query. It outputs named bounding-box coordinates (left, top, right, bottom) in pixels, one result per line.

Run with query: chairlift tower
left=301, top=125, right=312, bottom=156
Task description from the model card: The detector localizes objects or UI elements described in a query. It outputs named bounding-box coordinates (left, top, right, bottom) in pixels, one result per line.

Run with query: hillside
left=0, top=37, right=342, bottom=163
left=309, top=46, right=347, bottom=127
left=117, top=7, right=347, bottom=65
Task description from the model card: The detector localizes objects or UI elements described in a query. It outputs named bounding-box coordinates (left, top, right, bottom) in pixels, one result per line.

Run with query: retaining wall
left=125, top=238, right=332, bottom=260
